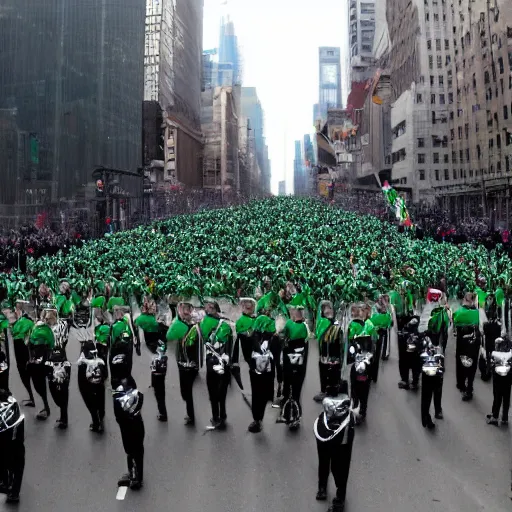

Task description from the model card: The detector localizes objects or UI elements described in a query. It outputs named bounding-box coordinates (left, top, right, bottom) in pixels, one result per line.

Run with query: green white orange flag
left=381, top=181, right=413, bottom=227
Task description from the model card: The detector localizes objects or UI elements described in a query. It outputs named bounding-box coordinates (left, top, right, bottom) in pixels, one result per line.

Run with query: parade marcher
left=0, top=310, right=10, bottom=393
left=135, top=296, right=169, bottom=421
left=77, top=335, right=108, bottom=433
left=453, top=293, right=482, bottom=401
left=44, top=308, right=71, bottom=429
left=420, top=338, right=445, bottom=429
left=27, top=314, right=55, bottom=420
left=314, top=301, right=344, bottom=402
left=114, top=376, right=144, bottom=490
left=11, top=301, right=35, bottom=406
left=167, top=300, right=202, bottom=426
left=278, top=305, right=309, bottom=430
left=110, top=306, right=140, bottom=386
left=314, top=395, right=355, bottom=511
left=201, top=300, right=235, bottom=430
left=486, top=336, right=512, bottom=426
left=236, top=299, right=277, bottom=433
left=34, top=283, right=53, bottom=319
left=397, top=316, right=422, bottom=391
left=425, top=290, right=451, bottom=353
left=0, top=389, right=25, bottom=503
left=370, top=297, right=392, bottom=383
left=481, top=294, right=502, bottom=381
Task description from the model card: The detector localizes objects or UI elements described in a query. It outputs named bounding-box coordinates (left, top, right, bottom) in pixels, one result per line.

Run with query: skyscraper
left=217, top=16, right=242, bottom=86
left=316, top=47, right=343, bottom=124
left=349, top=0, right=376, bottom=82
left=0, top=0, right=146, bottom=224
left=293, top=140, right=304, bottom=195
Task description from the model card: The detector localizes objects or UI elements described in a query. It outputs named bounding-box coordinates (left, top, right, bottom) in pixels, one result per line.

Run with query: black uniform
left=113, top=377, right=144, bottom=490
left=0, top=317, right=10, bottom=393
left=315, top=318, right=343, bottom=400
left=348, top=336, right=373, bottom=422
left=11, top=314, right=35, bottom=405
left=487, top=338, right=512, bottom=425
left=397, top=317, right=422, bottom=390
left=420, top=343, right=445, bottom=429
left=314, top=395, right=355, bottom=511
left=0, top=391, right=25, bottom=503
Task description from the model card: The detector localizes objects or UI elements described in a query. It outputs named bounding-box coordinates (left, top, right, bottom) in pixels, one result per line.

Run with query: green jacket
left=370, top=312, right=392, bottom=330
left=12, top=316, right=34, bottom=340
left=200, top=315, right=232, bottom=344
left=107, top=296, right=125, bottom=312
left=135, top=313, right=159, bottom=333
left=29, top=323, right=55, bottom=348
left=95, top=324, right=111, bottom=345
left=283, top=319, right=308, bottom=341
left=90, top=296, right=106, bottom=309
left=111, top=319, right=132, bottom=344
left=453, top=306, right=479, bottom=327
left=236, top=314, right=255, bottom=335
left=168, top=319, right=201, bottom=366
left=253, top=314, right=276, bottom=334
left=428, top=307, right=450, bottom=334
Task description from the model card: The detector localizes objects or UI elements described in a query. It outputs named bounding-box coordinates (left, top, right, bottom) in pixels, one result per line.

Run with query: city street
left=1, top=320, right=510, bottom=512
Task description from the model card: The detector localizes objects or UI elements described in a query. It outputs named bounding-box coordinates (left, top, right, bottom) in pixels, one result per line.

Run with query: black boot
left=316, top=487, right=327, bottom=501
left=327, top=497, right=345, bottom=512
left=118, top=474, right=130, bottom=487
left=248, top=420, right=262, bottom=433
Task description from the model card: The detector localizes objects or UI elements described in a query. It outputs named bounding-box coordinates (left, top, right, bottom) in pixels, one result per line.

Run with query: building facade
left=349, top=0, right=377, bottom=82
left=217, top=16, right=242, bottom=87
left=143, top=0, right=204, bottom=193
left=0, top=0, right=145, bottom=226
left=316, top=47, right=343, bottom=124
left=293, top=140, right=305, bottom=195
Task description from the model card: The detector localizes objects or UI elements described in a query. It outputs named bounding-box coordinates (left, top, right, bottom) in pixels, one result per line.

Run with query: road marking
left=116, top=486, right=128, bottom=500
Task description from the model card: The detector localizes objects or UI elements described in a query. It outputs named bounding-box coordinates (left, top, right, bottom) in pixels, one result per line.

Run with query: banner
left=381, top=181, right=412, bottom=227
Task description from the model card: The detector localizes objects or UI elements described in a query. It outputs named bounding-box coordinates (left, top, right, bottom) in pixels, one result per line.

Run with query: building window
left=465, top=123, right=469, bottom=138
left=475, top=122, right=479, bottom=132
left=436, top=39, right=441, bottom=50
left=416, top=93, right=423, bottom=103
left=419, top=169, right=426, bottom=180
left=477, top=145, right=481, bottom=159
left=439, top=76, right=444, bottom=86
left=497, top=161, right=502, bottom=172
left=444, top=169, right=449, bottom=180
left=444, top=154, right=449, bottom=163
left=458, top=126, right=462, bottom=139
left=437, top=55, right=442, bottom=68
left=469, top=169, right=473, bottom=177
left=435, top=169, right=440, bottom=181
left=433, top=153, right=440, bottom=163
left=497, top=134, right=501, bottom=149
left=427, top=40, right=432, bottom=50
left=426, top=12, right=430, bottom=21
left=450, top=129, right=455, bottom=140
left=434, top=13, right=439, bottom=21
left=392, top=120, right=406, bottom=138
left=504, top=105, right=508, bottom=119
left=466, top=148, right=470, bottom=161
left=418, top=138, right=425, bottom=147
left=453, top=169, right=457, bottom=179
left=418, top=153, right=426, bottom=163
left=485, top=70, right=490, bottom=84
left=448, top=78, right=452, bottom=88
left=459, top=149, right=463, bottom=162
left=452, top=151, right=457, bottom=163
left=499, top=57, right=504, bottom=74
left=429, top=55, right=433, bottom=69
left=431, top=94, right=436, bottom=104
left=432, top=111, right=437, bottom=124
left=440, top=94, right=445, bottom=104
left=448, top=92, right=453, bottom=103
left=430, top=75, right=435, bottom=86
left=445, top=39, right=449, bottom=50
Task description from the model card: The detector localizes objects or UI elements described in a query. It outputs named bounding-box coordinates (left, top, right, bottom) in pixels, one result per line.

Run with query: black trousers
left=421, top=373, right=443, bottom=426
left=206, top=359, right=230, bottom=421
left=109, top=346, right=133, bottom=386
left=28, top=362, right=50, bottom=411
left=0, top=366, right=9, bottom=393
left=398, top=346, right=421, bottom=386
left=492, top=373, right=512, bottom=420
left=48, top=366, right=71, bottom=423
left=13, top=339, right=33, bottom=400
left=372, top=331, right=387, bottom=382
left=117, top=416, right=145, bottom=482
left=319, top=361, right=341, bottom=394
left=282, top=361, right=306, bottom=417
left=455, top=346, right=479, bottom=394
left=151, top=373, right=167, bottom=417
left=350, top=365, right=370, bottom=416
left=0, top=422, right=25, bottom=496
left=317, top=425, right=354, bottom=501
left=178, top=367, right=198, bottom=420
left=78, top=366, right=105, bottom=426
left=249, top=370, right=274, bottom=422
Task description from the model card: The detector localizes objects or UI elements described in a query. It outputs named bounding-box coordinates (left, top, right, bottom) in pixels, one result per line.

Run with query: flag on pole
left=381, top=181, right=413, bottom=227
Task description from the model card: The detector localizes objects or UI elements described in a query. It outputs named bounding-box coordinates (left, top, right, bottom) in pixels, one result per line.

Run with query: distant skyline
left=203, top=0, right=348, bottom=194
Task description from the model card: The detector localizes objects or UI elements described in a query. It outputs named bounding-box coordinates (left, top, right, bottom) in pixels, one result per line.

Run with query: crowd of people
left=0, top=275, right=510, bottom=511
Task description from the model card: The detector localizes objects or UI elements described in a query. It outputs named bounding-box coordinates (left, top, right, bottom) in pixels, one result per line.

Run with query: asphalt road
left=1, top=317, right=510, bottom=512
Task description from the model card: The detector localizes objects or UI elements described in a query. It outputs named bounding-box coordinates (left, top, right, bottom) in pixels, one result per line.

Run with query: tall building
left=349, top=0, right=377, bottom=82
left=278, top=181, right=286, bottom=196
left=316, top=48, right=343, bottom=125
left=241, top=87, right=271, bottom=194
left=435, top=0, right=512, bottom=224
left=0, top=0, right=146, bottom=225
left=293, top=140, right=306, bottom=195
left=217, top=16, right=242, bottom=86
left=143, top=0, right=204, bottom=188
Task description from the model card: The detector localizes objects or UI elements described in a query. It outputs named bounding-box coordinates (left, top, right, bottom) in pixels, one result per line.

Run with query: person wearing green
left=11, top=300, right=35, bottom=406
left=110, top=306, right=138, bottom=385
left=370, top=296, right=393, bottom=382
left=481, top=293, right=502, bottom=382
left=453, top=292, right=481, bottom=401
left=427, top=294, right=451, bottom=353
left=347, top=303, right=366, bottom=341
left=54, top=280, right=80, bottom=320
left=201, top=299, right=235, bottom=430
left=0, top=307, right=10, bottom=393
left=167, top=300, right=202, bottom=426
left=313, top=300, right=344, bottom=403
left=135, top=296, right=169, bottom=421
left=236, top=298, right=277, bottom=433
left=27, top=314, right=55, bottom=420
left=279, top=306, right=309, bottom=429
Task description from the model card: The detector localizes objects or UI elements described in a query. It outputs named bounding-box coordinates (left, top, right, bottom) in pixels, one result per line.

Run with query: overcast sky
left=203, top=0, right=348, bottom=194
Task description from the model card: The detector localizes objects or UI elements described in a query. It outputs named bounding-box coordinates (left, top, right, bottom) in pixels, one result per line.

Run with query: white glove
left=221, top=354, right=230, bottom=364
